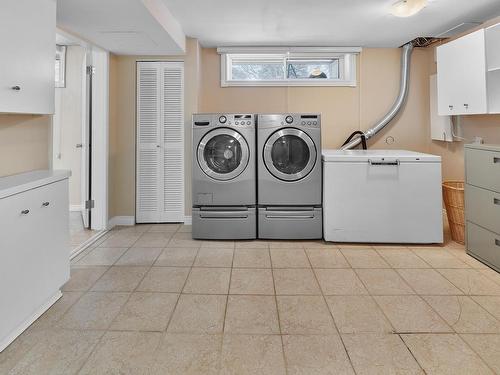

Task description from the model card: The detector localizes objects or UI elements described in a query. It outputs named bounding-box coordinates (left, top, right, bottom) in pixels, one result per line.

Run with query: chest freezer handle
left=368, top=159, right=400, bottom=166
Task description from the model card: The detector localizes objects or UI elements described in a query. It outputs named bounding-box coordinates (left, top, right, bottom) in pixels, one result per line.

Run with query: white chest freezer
left=322, top=150, right=443, bottom=244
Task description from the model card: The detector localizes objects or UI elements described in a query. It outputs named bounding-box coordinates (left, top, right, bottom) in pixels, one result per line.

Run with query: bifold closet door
left=136, top=62, right=184, bottom=223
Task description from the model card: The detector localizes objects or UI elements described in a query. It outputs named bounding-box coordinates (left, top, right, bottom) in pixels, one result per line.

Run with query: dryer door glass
left=264, top=128, right=317, bottom=181
left=198, top=129, right=250, bottom=181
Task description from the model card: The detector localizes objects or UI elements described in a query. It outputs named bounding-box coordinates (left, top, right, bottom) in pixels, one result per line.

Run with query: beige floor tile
left=183, top=267, right=231, bottom=294
left=374, top=295, right=452, bottom=333
left=31, top=292, right=83, bottom=329
left=154, top=247, right=198, bottom=267
left=177, top=224, right=192, bottom=233
left=277, top=295, right=336, bottom=334
left=270, top=248, right=310, bottom=268
left=233, top=248, right=271, bottom=268
left=220, top=334, right=286, bottom=375
left=168, top=294, right=226, bottom=334
left=200, top=240, right=235, bottom=249
left=273, top=268, right=321, bottom=295
left=326, top=296, right=393, bottom=333
left=97, top=233, right=140, bottom=248
left=76, top=247, right=129, bottom=266
left=356, top=269, right=415, bottom=295
left=115, top=247, right=163, bottom=266
left=315, top=268, right=368, bottom=295
left=341, top=248, right=390, bottom=268
left=167, top=232, right=202, bottom=248
left=283, top=334, right=354, bottom=375
left=91, top=266, right=149, bottom=292
left=235, top=240, right=269, bottom=249
left=194, top=248, right=234, bottom=267
left=62, top=266, right=108, bottom=292
left=152, top=333, right=221, bottom=375
left=305, top=248, right=350, bottom=268
left=448, top=249, right=489, bottom=269
left=148, top=223, right=180, bottom=233
left=5, top=329, right=102, bottom=375
left=302, top=240, right=339, bottom=249
left=224, top=295, right=279, bottom=334
left=229, top=268, right=274, bottom=295
left=137, top=267, right=190, bottom=293
left=110, top=292, right=179, bottom=331
left=58, top=292, right=129, bottom=330
left=269, top=240, right=305, bottom=249
left=397, top=269, right=463, bottom=295
left=343, top=334, right=423, bottom=375
left=461, top=334, right=500, bottom=374
left=376, top=248, right=430, bottom=268
left=79, top=331, right=162, bottom=375
left=411, top=248, right=470, bottom=269
left=438, top=269, right=500, bottom=295
left=472, top=296, right=500, bottom=320
left=115, top=225, right=151, bottom=234
left=401, top=333, right=493, bottom=375
left=133, top=232, right=171, bottom=248
left=479, top=268, right=500, bottom=285
left=423, top=295, right=500, bottom=333
left=336, top=244, right=375, bottom=249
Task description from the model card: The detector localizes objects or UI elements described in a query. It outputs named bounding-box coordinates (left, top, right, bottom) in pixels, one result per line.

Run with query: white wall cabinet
left=0, top=170, right=70, bottom=352
left=437, top=25, right=500, bottom=116
left=136, top=62, right=185, bottom=223
left=0, top=0, right=56, bottom=114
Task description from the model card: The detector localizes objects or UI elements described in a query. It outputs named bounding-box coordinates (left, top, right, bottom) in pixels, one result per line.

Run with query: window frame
left=218, top=47, right=361, bottom=87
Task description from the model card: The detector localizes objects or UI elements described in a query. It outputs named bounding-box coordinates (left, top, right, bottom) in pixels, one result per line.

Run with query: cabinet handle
left=11, top=85, right=21, bottom=91
left=496, top=239, right=500, bottom=247
left=494, top=198, right=500, bottom=205
left=494, top=157, right=500, bottom=164
left=42, top=201, right=50, bottom=207
left=448, top=105, right=453, bottom=110
left=464, top=104, right=469, bottom=109
left=21, top=209, right=29, bottom=215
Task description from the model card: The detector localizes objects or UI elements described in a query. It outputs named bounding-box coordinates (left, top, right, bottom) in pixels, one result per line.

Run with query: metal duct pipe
left=341, top=42, right=414, bottom=150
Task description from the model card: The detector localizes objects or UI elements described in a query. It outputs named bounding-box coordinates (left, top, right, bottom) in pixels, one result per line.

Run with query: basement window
left=218, top=47, right=361, bottom=87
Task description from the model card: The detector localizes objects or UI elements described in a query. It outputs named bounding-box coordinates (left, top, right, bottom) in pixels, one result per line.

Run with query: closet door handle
left=21, top=209, right=30, bottom=215
left=42, top=202, right=50, bottom=207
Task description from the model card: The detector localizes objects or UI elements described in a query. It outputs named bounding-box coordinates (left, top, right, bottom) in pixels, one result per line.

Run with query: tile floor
left=2, top=223, right=500, bottom=374
left=69, top=212, right=98, bottom=252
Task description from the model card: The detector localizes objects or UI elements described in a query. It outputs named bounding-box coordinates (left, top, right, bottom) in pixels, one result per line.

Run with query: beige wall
left=0, top=114, right=50, bottom=177
left=108, top=38, right=200, bottom=218
left=53, top=46, right=85, bottom=206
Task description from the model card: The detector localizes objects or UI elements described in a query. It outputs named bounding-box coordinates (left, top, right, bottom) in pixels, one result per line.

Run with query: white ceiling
left=57, top=0, right=185, bottom=55
left=162, top=0, right=500, bottom=47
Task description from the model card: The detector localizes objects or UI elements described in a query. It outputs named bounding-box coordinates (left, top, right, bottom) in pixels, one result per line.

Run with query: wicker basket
left=442, top=181, right=465, bottom=245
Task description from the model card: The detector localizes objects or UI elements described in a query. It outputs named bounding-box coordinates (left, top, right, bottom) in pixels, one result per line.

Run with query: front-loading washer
left=257, top=114, right=322, bottom=239
left=192, top=113, right=256, bottom=239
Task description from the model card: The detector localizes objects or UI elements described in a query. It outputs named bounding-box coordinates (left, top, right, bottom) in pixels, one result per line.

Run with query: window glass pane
left=286, top=59, right=339, bottom=79
left=231, top=62, right=284, bottom=81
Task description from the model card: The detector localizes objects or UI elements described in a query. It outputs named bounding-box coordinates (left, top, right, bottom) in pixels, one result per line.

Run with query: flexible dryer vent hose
left=341, top=42, right=414, bottom=150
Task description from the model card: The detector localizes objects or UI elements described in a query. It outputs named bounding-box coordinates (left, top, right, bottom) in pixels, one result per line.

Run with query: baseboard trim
left=69, top=205, right=83, bottom=212
left=70, top=230, right=109, bottom=260
left=108, top=216, right=135, bottom=229
left=0, top=290, right=62, bottom=353
left=184, top=215, right=192, bottom=225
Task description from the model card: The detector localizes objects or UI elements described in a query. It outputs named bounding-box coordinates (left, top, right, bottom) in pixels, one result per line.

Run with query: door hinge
left=85, top=199, right=95, bottom=209
left=86, top=65, right=95, bottom=75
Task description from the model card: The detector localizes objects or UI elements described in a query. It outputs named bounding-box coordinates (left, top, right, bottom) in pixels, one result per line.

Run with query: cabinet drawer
left=467, top=222, right=500, bottom=271
left=466, top=184, right=500, bottom=233
left=465, top=148, right=500, bottom=192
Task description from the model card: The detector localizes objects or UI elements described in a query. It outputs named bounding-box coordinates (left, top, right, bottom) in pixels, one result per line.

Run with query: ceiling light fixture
left=390, top=0, right=428, bottom=17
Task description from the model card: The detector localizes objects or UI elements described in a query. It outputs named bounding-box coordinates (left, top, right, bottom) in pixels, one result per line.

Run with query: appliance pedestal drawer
left=258, top=207, right=322, bottom=239
left=467, top=222, right=500, bottom=273
left=192, top=207, right=256, bottom=239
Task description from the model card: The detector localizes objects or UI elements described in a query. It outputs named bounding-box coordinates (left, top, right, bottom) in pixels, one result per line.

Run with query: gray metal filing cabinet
left=465, top=144, right=500, bottom=272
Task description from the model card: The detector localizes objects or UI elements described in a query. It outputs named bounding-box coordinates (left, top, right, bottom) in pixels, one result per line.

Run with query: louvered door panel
left=161, top=64, right=184, bottom=222
left=136, top=62, right=184, bottom=223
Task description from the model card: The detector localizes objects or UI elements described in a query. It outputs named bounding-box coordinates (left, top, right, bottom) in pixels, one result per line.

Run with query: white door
left=81, top=53, right=92, bottom=228
left=136, top=62, right=184, bottom=223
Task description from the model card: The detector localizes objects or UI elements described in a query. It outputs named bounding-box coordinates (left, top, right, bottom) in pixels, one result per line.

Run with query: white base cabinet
left=0, top=170, right=70, bottom=352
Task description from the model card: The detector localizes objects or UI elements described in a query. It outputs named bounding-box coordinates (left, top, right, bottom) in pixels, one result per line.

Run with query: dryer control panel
left=193, top=113, right=255, bottom=128
left=258, top=113, right=321, bottom=129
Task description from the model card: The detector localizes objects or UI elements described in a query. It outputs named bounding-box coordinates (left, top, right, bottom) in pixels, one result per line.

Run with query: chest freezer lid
left=322, top=149, right=441, bottom=163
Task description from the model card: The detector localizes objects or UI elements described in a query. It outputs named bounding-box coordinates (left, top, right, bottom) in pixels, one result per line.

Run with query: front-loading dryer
left=257, top=114, right=322, bottom=239
left=192, top=113, right=256, bottom=239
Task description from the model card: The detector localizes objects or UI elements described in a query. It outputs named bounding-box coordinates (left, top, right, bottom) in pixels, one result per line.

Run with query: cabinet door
left=437, top=29, right=487, bottom=115
left=0, top=0, right=55, bottom=114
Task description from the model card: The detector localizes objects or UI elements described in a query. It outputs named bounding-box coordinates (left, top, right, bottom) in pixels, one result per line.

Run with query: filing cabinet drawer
left=467, top=222, right=500, bottom=272
left=465, top=184, right=500, bottom=234
left=465, top=148, right=500, bottom=192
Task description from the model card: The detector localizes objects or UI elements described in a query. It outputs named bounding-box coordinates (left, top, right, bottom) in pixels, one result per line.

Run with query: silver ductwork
left=341, top=42, right=414, bottom=150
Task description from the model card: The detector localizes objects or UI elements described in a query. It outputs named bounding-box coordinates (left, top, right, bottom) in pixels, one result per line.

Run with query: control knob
left=219, top=115, right=227, bottom=124
left=285, top=115, right=293, bottom=124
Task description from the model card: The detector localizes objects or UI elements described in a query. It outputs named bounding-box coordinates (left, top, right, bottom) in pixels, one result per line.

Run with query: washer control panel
left=278, top=114, right=320, bottom=127
left=218, top=114, right=255, bottom=127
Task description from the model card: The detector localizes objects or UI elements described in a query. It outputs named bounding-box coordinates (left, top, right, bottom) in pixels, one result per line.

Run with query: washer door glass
left=264, top=128, right=317, bottom=181
left=198, top=129, right=249, bottom=181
